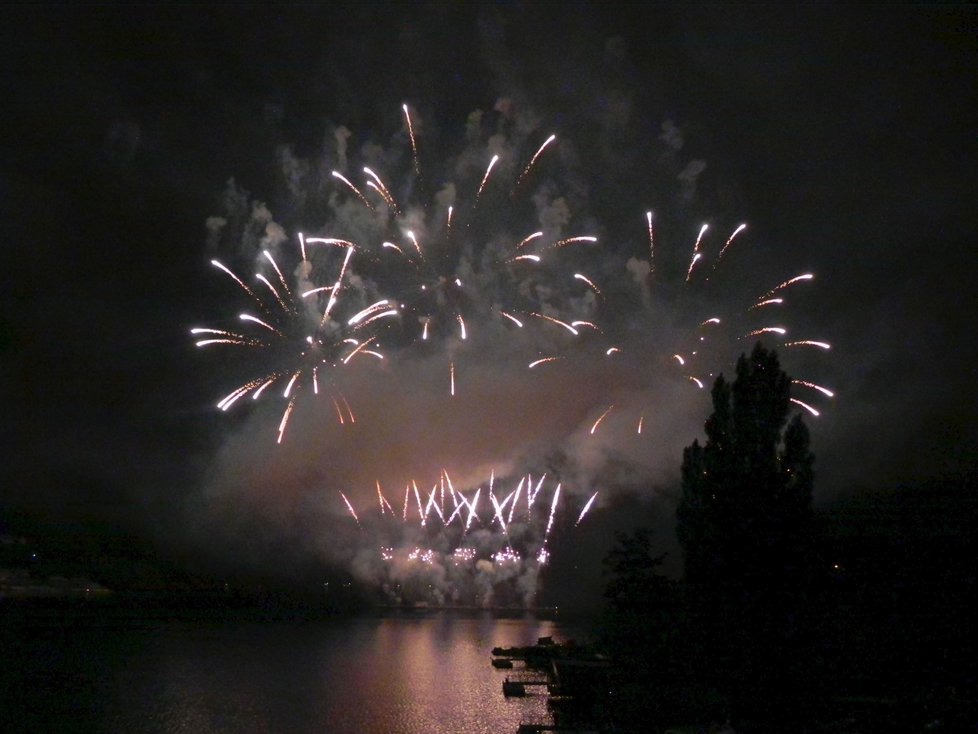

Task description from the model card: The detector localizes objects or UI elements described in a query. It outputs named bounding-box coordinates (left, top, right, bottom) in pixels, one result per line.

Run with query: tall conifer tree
left=677, top=343, right=815, bottom=696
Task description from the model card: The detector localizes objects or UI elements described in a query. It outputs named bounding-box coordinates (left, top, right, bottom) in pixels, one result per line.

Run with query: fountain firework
left=342, top=469, right=593, bottom=607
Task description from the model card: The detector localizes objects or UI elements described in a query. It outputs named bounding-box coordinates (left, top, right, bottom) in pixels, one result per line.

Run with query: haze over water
left=2, top=610, right=578, bottom=734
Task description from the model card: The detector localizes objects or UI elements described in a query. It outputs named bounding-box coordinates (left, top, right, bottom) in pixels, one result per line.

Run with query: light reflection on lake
left=2, top=610, right=579, bottom=734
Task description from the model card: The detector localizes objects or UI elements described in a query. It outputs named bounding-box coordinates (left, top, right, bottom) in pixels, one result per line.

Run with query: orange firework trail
left=790, top=397, right=820, bottom=417
left=363, top=167, right=398, bottom=211
left=217, top=377, right=269, bottom=410
left=516, top=231, right=544, bottom=249
left=240, top=313, right=282, bottom=335
left=553, top=235, right=598, bottom=248
left=685, top=224, right=709, bottom=282
left=761, top=273, right=814, bottom=300
left=792, top=379, right=835, bottom=398
left=424, top=486, right=446, bottom=524
left=526, top=473, right=545, bottom=510
left=590, top=405, right=614, bottom=434
left=500, top=311, right=524, bottom=327
left=530, top=313, right=579, bottom=335
left=712, top=223, right=747, bottom=273
left=330, top=396, right=346, bottom=424
left=489, top=490, right=508, bottom=532
left=413, top=481, right=425, bottom=525
left=331, top=170, right=373, bottom=210
left=575, top=492, right=598, bottom=526
left=464, top=488, right=481, bottom=531
left=529, top=356, right=560, bottom=369
left=514, top=133, right=556, bottom=190
left=574, top=273, right=602, bottom=295
left=646, top=211, right=655, bottom=273
left=191, top=328, right=261, bottom=348
left=209, top=259, right=260, bottom=304
left=262, top=250, right=293, bottom=301
left=744, top=327, right=787, bottom=338
left=277, top=395, right=297, bottom=444
left=749, top=298, right=783, bottom=310
left=508, top=254, right=541, bottom=264
left=475, top=154, right=499, bottom=203
left=255, top=273, right=290, bottom=312
left=784, top=340, right=831, bottom=350
left=571, top=320, right=599, bottom=331
left=402, top=103, right=420, bottom=174
left=322, top=245, right=354, bottom=324
left=507, top=479, right=524, bottom=524
left=376, top=482, right=394, bottom=515
left=339, top=491, right=361, bottom=525
left=544, top=483, right=561, bottom=540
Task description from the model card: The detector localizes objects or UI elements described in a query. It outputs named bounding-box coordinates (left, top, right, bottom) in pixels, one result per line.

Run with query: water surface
left=1, top=608, right=577, bottom=734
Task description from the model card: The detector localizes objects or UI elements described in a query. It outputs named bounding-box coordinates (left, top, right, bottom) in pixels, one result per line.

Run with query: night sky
left=1, top=5, right=975, bottom=590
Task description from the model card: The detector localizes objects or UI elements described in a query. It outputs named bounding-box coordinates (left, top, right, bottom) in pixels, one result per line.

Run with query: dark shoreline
left=0, top=593, right=575, bottom=626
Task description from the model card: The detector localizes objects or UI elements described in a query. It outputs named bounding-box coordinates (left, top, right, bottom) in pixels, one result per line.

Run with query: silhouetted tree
left=598, top=528, right=687, bottom=729
left=603, top=528, right=675, bottom=620
left=677, top=343, right=816, bottom=722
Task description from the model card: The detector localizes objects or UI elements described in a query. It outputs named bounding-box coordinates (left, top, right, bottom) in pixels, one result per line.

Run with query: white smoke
left=678, top=159, right=708, bottom=202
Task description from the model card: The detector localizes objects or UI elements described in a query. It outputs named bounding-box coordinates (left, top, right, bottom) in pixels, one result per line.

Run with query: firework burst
left=588, top=215, right=834, bottom=436
left=192, top=239, right=396, bottom=442
left=305, top=107, right=606, bottom=394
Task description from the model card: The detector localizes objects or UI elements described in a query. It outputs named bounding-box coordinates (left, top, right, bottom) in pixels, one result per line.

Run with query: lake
left=0, top=606, right=582, bottom=733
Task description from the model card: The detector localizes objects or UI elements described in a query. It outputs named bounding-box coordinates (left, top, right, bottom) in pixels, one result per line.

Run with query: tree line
left=595, top=343, right=975, bottom=732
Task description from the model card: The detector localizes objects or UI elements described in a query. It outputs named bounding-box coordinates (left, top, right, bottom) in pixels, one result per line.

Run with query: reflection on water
left=1, top=610, right=577, bottom=734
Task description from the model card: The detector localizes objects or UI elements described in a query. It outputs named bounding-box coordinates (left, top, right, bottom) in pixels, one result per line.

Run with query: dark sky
left=1, top=5, right=975, bottom=584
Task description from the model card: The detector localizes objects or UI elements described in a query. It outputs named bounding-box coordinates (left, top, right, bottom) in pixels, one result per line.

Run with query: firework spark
left=331, top=170, right=373, bottom=210
left=790, top=397, right=820, bottom=417
left=712, top=223, right=747, bottom=272
left=784, top=340, right=831, bottom=350
left=575, top=492, right=598, bottom=526
left=611, top=210, right=834, bottom=436
left=646, top=211, right=655, bottom=273
left=574, top=273, right=602, bottom=295
left=402, top=103, right=419, bottom=174
left=515, top=133, right=556, bottom=190
left=760, top=273, right=814, bottom=301
left=340, top=491, right=361, bottom=525
left=590, top=405, right=614, bottom=434
left=529, top=356, right=560, bottom=369
left=475, top=154, right=499, bottom=203
left=792, top=379, right=835, bottom=398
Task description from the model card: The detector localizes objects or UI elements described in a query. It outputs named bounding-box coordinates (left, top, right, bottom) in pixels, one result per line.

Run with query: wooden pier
left=502, top=677, right=550, bottom=697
